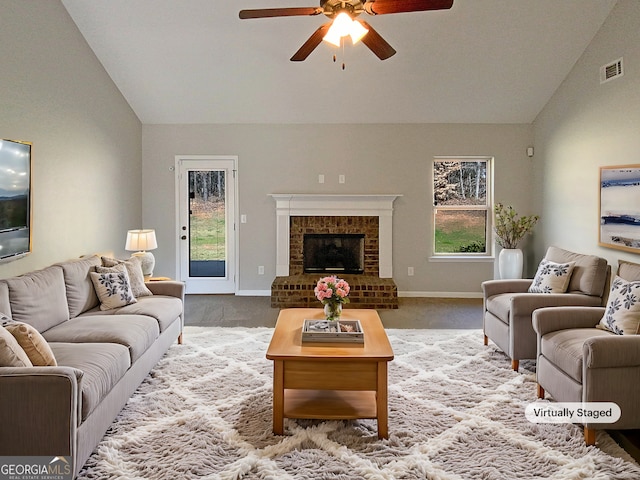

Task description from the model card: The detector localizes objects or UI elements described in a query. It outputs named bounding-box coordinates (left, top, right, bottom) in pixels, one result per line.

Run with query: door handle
left=181, top=235, right=187, bottom=240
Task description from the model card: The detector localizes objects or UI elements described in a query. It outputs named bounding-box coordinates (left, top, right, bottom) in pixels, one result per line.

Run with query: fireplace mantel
left=269, top=194, right=401, bottom=278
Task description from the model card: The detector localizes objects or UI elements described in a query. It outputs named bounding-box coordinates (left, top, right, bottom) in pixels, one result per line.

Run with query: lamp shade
left=125, top=229, right=158, bottom=252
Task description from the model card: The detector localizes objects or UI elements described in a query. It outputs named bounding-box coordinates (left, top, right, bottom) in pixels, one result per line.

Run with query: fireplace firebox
left=303, top=234, right=365, bottom=274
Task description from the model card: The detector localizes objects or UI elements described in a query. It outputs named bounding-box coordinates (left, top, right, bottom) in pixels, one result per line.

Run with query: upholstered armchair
left=533, top=259, right=640, bottom=445
left=482, top=246, right=610, bottom=371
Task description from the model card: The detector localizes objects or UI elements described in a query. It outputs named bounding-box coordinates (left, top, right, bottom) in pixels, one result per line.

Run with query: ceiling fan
left=239, top=0, right=453, bottom=62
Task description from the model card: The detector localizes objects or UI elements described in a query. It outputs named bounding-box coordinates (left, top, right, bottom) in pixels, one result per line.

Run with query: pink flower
left=314, top=276, right=350, bottom=304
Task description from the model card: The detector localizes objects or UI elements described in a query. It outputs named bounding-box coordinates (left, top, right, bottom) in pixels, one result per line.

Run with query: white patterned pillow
left=100, top=256, right=152, bottom=298
left=598, top=276, right=640, bottom=335
left=90, top=269, right=137, bottom=311
left=528, top=259, right=576, bottom=294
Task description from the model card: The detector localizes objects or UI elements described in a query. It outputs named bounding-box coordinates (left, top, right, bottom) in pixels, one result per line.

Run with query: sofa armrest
left=532, top=306, right=605, bottom=337
left=146, top=280, right=185, bottom=302
left=482, top=279, right=532, bottom=299
left=0, top=366, right=82, bottom=463
left=584, top=335, right=640, bottom=368
left=510, top=293, right=602, bottom=318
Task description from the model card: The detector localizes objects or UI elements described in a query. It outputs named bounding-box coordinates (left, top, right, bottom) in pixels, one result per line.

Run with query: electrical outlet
left=258, top=266, right=265, bottom=275
left=241, top=214, right=247, bottom=223
left=408, top=267, right=414, bottom=276
left=318, top=174, right=325, bottom=184
left=339, top=174, right=345, bottom=184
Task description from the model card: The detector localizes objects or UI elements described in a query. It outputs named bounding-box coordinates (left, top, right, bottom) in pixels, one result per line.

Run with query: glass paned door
left=188, top=170, right=226, bottom=277
left=177, top=157, right=237, bottom=294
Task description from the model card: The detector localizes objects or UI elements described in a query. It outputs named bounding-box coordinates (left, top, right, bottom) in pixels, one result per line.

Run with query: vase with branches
left=493, top=203, right=539, bottom=279
left=493, top=203, right=540, bottom=249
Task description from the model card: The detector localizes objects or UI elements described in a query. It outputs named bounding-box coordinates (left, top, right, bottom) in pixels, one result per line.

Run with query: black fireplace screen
left=303, top=234, right=365, bottom=274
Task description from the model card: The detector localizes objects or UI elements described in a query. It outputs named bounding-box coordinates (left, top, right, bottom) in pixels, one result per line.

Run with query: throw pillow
left=0, top=326, right=33, bottom=367
left=3, top=321, right=57, bottom=366
left=100, top=256, right=153, bottom=298
left=598, top=275, right=640, bottom=335
left=90, top=269, right=137, bottom=311
left=528, top=259, right=576, bottom=294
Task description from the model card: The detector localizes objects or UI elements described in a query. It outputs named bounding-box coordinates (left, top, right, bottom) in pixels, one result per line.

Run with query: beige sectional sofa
left=0, top=254, right=184, bottom=478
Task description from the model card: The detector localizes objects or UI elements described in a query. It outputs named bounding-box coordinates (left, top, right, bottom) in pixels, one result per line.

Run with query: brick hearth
left=271, top=274, right=398, bottom=309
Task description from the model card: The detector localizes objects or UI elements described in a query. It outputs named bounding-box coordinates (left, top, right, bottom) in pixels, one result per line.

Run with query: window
left=432, top=157, right=492, bottom=257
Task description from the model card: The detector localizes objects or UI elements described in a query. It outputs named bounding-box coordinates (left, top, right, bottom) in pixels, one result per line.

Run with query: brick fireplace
left=270, top=194, right=400, bottom=309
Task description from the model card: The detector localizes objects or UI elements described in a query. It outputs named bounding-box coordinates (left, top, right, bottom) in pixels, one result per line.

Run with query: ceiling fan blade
left=290, top=24, right=331, bottom=61
left=358, top=21, right=396, bottom=60
left=364, top=0, right=453, bottom=15
left=239, top=7, right=322, bottom=20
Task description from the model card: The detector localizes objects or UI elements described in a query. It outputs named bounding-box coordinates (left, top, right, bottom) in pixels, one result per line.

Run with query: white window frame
left=430, top=156, right=494, bottom=262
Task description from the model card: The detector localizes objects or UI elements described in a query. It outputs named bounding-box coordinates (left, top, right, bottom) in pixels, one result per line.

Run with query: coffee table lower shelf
left=283, top=389, right=378, bottom=420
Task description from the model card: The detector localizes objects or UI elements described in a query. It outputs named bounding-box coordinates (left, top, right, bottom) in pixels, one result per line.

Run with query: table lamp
left=125, top=229, right=158, bottom=278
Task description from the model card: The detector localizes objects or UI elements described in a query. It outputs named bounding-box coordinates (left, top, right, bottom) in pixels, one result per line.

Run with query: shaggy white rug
left=77, top=327, right=640, bottom=480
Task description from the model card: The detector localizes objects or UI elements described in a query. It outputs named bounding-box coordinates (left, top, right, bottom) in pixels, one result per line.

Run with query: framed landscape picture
left=599, top=164, right=640, bottom=254
left=0, top=139, right=32, bottom=260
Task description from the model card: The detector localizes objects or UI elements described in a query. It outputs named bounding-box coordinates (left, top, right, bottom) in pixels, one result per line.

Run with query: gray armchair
left=533, top=260, right=640, bottom=445
left=482, top=246, right=610, bottom=371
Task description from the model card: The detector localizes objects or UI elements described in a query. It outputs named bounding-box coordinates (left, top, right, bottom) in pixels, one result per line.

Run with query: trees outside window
left=433, top=158, right=492, bottom=255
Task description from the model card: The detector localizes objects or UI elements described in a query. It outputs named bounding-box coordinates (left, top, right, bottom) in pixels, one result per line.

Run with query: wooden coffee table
left=266, top=308, right=394, bottom=439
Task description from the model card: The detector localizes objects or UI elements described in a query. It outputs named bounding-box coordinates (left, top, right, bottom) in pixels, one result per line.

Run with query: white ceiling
left=61, top=0, right=617, bottom=125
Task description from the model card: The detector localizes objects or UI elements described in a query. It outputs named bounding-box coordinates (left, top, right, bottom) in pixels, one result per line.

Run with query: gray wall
left=143, top=123, right=533, bottom=295
left=533, top=0, right=640, bottom=270
left=0, top=1, right=142, bottom=278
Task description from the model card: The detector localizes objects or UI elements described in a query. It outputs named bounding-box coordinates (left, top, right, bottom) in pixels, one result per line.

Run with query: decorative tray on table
left=301, top=319, right=364, bottom=343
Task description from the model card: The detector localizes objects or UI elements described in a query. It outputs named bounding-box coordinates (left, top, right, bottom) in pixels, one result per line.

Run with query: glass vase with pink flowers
left=314, top=276, right=350, bottom=321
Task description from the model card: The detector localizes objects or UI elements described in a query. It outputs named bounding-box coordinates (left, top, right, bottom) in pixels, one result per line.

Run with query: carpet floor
left=76, top=326, right=640, bottom=480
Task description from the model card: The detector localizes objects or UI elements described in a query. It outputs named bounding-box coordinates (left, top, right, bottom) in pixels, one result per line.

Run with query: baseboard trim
left=398, top=291, right=483, bottom=299
left=236, top=289, right=271, bottom=296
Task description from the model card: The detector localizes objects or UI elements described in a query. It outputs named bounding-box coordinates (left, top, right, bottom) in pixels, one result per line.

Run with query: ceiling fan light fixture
left=323, top=30, right=343, bottom=47
left=349, top=20, right=369, bottom=44
left=322, top=11, right=368, bottom=47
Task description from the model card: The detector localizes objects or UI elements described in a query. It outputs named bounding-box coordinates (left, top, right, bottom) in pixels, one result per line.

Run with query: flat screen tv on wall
left=0, top=139, right=32, bottom=261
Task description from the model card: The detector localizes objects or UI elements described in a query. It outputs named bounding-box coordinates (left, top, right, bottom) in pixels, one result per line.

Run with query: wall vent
left=600, top=57, right=623, bottom=84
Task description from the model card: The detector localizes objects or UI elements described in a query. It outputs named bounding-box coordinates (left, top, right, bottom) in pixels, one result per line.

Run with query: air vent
left=600, top=57, right=623, bottom=84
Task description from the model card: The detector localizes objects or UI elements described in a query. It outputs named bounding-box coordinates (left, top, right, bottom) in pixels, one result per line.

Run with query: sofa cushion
left=3, top=321, right=57, bottom=366
left=598, top=276, right=640, bottom=335
left=485, top=294, right=512, bottom=323
left=0, top=326, right=32, bottom=367
left=100, top=256, right=152, bottom=298
left=57, top=255, right=101, bottom=318
left=618, top=260, right=640, bottom=282
left=113, top=296, right=183, bottom=333
left=544, top=246, right=608, bottom=297
left=540, top=328, right=613, bottom=383
left=42, top=315, right=159, bottom=363
left=50, top=342, right=130, bottom=421
left=90, top=269, right=137, bottom=311
left=528, top=259, right=575, bottom=294
left=4, top=265, right=69, bottom=333
left=80, top=295, right=183, bottom=333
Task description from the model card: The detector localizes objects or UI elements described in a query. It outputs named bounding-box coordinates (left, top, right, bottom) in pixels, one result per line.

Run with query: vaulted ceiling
left=61, top=0, right=617, bottom=124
